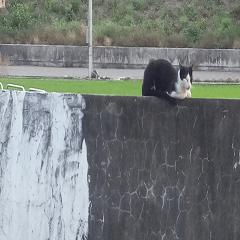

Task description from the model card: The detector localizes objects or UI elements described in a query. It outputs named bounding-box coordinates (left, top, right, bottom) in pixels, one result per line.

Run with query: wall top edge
left=0, top=44, right=88, bottom=48
left=1, top=44, right=240, bottom=52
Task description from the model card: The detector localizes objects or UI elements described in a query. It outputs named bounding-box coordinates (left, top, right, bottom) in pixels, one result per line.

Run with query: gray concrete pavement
left=3, top=66, right=240, bottom=81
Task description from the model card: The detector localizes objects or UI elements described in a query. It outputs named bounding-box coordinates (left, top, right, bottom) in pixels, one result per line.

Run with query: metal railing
left=7, top=84, right=25, bottom=91
left=0, top=82, right=46, bottom=93
left=29, top=88, right=46, bottom=93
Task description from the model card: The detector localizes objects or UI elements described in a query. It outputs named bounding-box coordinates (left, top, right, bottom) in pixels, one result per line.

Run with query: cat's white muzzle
left=181, top=78, right=191, bottom=91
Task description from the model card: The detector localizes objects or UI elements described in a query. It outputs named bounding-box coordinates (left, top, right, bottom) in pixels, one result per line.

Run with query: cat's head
left=179, top=62, right=194, bottom=90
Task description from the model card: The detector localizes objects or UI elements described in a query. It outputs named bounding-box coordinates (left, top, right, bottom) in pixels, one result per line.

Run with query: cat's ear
left=189, top=63, right=194, bottom=69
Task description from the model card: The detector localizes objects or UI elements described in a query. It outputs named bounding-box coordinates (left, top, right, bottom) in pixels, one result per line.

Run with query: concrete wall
left=0, top=92, right=89, bottom=240
left=1, top=44, right=240, bottom=71
left=1, top=92, right=240, bottom=240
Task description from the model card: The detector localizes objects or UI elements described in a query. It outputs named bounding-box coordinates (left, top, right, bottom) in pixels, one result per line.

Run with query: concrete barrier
left=1, top=44, right=240, bottom=71
left=1, top=92, right=240, bottom=240
left=0, top=91, right=88, bottom=240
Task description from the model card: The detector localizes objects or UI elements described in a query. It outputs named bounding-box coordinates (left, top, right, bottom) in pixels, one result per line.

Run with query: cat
left=142, top=59, right=194, bottom=105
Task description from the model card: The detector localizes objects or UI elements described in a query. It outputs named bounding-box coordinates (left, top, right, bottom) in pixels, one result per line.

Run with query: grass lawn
left=0, top=77, right=143, bottom=96
left=1, top=77, right=240, bottom=99
left=191, top=84, right=240, bottom=99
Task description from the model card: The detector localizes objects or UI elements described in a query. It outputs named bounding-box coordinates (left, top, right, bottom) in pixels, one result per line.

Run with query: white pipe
left=7, top=84, right=25, bottom=91
left=29, top=88, right=46, bottom=93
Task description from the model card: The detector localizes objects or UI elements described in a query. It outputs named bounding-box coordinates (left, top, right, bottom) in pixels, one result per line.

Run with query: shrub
left=132, top=0, right=147, bottom=11
left=113, top=3, right=134, bottom=26
left=10, top=3, right=33, bottom=29
left=1, top=0, right=240, bottom=48
left=213, top=14, right=238, bottom=39
left=179, top=3, right=205, bottom=43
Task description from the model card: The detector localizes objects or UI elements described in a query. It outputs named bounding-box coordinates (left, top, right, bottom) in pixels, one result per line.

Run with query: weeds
left=1, top=0, right=240, bottom=48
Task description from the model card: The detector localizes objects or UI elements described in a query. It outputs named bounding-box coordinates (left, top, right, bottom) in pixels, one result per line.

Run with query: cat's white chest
left=170, top=71, right=192, bottom=99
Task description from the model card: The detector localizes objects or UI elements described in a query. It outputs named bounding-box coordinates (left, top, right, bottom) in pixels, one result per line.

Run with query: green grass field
left=0, top=77, right=143, bottom=96
left=191, top=85, right=240, bottom=99
left=1, top=77, right=240, bottom=99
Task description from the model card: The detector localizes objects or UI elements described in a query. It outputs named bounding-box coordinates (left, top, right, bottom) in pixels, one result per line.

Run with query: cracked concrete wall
left=1, top=92, right=240, bottom=240
left=1, top=44, right=240, bottom=71
left=83, top=95, right=240, bottom=240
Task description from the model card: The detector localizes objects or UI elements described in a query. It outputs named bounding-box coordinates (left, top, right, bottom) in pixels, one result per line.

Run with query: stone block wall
left=1, top=92, right=240, bottom=240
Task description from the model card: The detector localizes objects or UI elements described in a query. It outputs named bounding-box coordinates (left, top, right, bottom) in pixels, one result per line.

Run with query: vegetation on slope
left=0, top=0, right=240, bottom=48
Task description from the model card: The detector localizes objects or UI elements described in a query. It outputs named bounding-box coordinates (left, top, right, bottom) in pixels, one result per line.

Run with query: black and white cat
left=142, top=59, right=194, bottom=105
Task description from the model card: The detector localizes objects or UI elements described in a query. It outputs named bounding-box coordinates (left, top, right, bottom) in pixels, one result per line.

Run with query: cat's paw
left=186, top=90, right=191, bottom=98
left=170, top=91, right=185, bottom=100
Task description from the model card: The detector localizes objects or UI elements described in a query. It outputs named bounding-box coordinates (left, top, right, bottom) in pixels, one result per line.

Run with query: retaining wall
left=1, top=44, right=240, bottom=71
left=1, top=92, right=240, bottom=240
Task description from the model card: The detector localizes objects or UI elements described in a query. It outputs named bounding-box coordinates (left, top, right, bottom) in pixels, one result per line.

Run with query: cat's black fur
left=142, top=59, right=193, bottom=105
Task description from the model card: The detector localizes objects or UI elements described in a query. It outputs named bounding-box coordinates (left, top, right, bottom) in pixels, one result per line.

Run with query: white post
left=88, top=0, right=93, bottom=79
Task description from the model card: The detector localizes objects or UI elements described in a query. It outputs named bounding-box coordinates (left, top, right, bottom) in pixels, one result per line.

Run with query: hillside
left=0, top=0, right=240, bottom=48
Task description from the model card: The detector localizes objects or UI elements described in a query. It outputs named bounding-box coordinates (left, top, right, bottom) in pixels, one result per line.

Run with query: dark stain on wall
left=83, top=95, right=240, bottom=240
